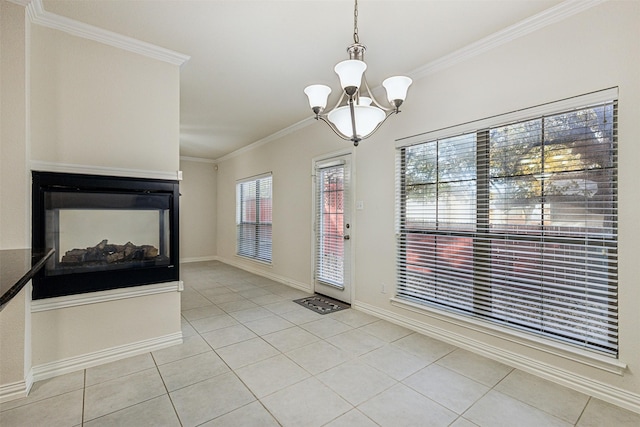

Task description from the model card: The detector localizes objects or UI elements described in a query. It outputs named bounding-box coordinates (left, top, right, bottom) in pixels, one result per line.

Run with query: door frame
left=311, top=148, right=356, bottom=304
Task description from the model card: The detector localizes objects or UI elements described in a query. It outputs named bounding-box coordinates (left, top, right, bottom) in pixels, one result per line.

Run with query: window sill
left=390, top=296, right=627, bottom=376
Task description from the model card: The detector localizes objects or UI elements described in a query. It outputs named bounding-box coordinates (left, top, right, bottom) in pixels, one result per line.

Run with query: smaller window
left=236, top=174, right=272, bottom=263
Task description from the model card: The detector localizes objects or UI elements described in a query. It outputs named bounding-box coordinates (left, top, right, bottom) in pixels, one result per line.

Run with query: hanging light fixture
left=304, top=0, right=412, bottom=146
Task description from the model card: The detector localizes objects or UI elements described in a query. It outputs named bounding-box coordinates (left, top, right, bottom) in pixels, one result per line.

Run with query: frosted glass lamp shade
left=334, top=60, right=367, bottom=90
left=327, top=105, right=385, bottom=139
left=382, top=76, right=412, bottom=104
left=304, top=84, right=332, bottom=109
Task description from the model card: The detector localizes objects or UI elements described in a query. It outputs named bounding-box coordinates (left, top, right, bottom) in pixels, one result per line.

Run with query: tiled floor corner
left=2, top=260, right=639, bottom=426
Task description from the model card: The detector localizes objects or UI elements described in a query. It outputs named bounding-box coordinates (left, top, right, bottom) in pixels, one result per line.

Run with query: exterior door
left=314, top=155, right=351, bottom=304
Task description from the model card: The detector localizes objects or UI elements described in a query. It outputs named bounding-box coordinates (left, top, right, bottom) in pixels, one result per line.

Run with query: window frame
left=395, top=89, right=619, bottom=358
left=236, top=173, right=273, bottom=264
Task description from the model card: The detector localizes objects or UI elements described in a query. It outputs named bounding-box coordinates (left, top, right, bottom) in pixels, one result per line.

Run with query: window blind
left=396, top=99, right=618, bottom=355
left=236, top=173, right=272, bottom=263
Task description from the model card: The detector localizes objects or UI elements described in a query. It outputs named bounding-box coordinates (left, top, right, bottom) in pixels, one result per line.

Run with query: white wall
left=215, top=1, right=640, bottom=412
left=30, top=26, right=180, bottom=172
left=27, top=13, right=183, bottom=369
left=215, top=126, right=350, bottom=289
left=0, top=288, right=29, bottom=401
left=0, top=0, right=29, bottom=250
left=0, top=0, right=31, bottom=402
left=31, top=291, right=180, bottom=366
left=179, top=158, right=217, bottom=262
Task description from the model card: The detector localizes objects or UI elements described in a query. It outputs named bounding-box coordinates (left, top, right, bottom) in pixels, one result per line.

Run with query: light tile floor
left=2, top=261, right=639, bottom=426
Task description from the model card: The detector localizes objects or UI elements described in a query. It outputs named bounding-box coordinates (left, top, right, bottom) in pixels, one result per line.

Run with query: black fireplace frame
left=32, top=171, right=180, bottom=300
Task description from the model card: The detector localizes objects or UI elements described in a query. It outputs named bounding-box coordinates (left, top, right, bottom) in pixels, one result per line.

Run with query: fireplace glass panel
left=44, top=191, right=172, bottom=276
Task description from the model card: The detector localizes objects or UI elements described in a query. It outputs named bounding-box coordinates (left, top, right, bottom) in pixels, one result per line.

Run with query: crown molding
left=21, top=0, right=189, bottom=66
left=213, top=0, right=606, bottom=163
left=214, top=117, right=315, bottom=163
left=180, top=156, right=217, bottom=164
left=410, top=0, right=606, bottom=80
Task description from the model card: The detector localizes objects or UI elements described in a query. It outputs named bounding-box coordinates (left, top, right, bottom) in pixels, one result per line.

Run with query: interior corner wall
left=214, top=125, right=350, bottom=289
left=28, top=20, right=182, bottom=367
left=214, top=0, right=640, bottom=412
left=179, top=159, right=217, bottom=262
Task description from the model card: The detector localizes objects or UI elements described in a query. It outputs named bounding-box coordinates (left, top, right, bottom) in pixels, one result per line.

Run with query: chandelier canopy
left=304, top=0, right=412, bottom=146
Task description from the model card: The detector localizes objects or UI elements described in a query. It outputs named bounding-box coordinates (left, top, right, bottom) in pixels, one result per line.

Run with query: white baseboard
left=0, top=378, right=28, bottom=404
left=180, top=256, right=219, bottom=264
left=31, top=332, right=183, bottom=383
left=0, top=370, right=33, bottom=404
left=353, top=300, right=640, bottom=415
left=216, top=255, right=313, bottom=293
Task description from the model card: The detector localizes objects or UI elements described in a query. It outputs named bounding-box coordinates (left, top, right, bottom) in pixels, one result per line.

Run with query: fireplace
left=32, top=171, right=179, bottom=300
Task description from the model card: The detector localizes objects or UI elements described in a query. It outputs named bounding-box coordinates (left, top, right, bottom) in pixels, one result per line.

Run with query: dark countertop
left=0, top=248, right=54, bottom=311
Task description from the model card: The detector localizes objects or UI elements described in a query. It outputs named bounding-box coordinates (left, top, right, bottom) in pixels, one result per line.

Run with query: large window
left=236, top=174, right=272, bottom=263
left=397, top=97, right=618, bottom=355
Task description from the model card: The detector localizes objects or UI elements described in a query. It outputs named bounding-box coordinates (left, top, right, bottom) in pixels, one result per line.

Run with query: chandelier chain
left=353, top=0, right=359, bottom=44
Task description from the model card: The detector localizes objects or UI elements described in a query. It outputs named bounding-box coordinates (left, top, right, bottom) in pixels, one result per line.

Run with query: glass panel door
left=315, top=155, right=351, bottom=303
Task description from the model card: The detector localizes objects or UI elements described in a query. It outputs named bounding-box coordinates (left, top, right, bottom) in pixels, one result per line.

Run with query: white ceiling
left=42, top=0, right=564, bottom=160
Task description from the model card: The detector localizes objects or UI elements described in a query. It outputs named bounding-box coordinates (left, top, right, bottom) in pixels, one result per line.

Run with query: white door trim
left=311, top=149, right=356, bottom=304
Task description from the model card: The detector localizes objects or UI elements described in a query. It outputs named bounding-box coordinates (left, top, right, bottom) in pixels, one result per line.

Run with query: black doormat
left=293, top=294, right=350, bottom=315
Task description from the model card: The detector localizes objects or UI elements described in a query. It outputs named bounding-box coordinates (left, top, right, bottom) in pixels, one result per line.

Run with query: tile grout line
left=190, top=272, right=468, bottom=425
left=188, top=283, right=377, bottom=425
left=81, top=368, right=86, bottom=426
left=573, top=396, right=592, bottom=427
left=151, top=351, right=184, bottom=427
left=479, top=372, right=580, bottom=426
left=191, top=307, right=285, bottom=425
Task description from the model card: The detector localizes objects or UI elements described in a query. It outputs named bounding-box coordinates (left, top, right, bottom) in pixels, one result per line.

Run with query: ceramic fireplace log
left=60, top=239, right=160, bottom=265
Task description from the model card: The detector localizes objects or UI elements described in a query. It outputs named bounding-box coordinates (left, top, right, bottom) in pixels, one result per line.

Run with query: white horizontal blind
left=236, top=174, right=272, bottom=263
left=315, top=162, right=347, bottom=287
left=397, top=100, right=618, bottom=355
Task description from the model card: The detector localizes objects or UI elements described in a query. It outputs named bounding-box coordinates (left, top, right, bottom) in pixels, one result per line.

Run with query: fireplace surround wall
left=32, top=171, right=180, bottom=300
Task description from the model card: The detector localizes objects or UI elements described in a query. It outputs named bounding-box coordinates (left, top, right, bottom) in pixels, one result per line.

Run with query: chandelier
left=304, top=0, right=412, bottom=146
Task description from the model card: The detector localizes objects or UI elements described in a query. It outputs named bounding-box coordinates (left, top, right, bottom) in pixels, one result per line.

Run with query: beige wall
left=215, top=1, right=640, bottom=410
left=0, top=0, right=31, bottom=401
left=179, top=159, right=217, bottom=262
left=0, top=0, right=29, bottom=249
left=30, top=25, right=180, bottom=172
left=31, top=291, right=180, bottom=366
left=215, top=128, right=348, bottom=288
left=0, top=288, right=28, bottom=397
left=25, top=11, right=183, bottom=370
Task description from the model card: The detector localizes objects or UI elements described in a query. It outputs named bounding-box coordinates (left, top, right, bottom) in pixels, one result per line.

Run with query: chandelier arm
left=324, top=90, right=347, bottom=116
left=361, top=74, right=392, bottom=112
left=316, top=116, right=353, bottom=142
